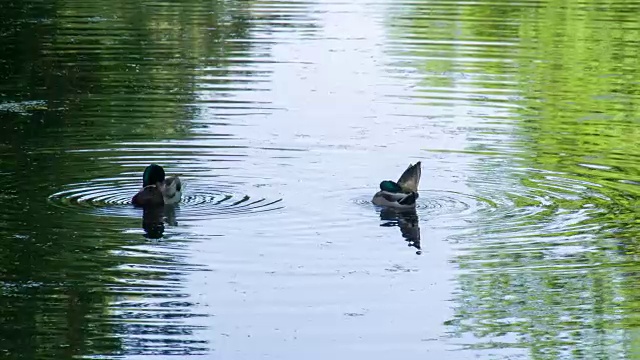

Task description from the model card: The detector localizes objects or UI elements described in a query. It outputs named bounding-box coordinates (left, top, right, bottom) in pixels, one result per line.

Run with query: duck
left=372, top=161, right=421, bottom=209
left=132, top=164, right=182, bottom=207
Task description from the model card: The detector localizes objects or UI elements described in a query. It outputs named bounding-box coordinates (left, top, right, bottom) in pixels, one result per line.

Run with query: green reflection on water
left=390, top=0, right=640, bottom=358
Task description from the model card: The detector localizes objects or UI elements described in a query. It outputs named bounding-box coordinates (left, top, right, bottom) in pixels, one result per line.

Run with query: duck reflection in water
left=140, top=205, right=178, bottom=239
left=132, top=183, right=178, bottom=239
left=142, top=206, right=165, bottom=239
left=379, top=207, right=422, bottom=254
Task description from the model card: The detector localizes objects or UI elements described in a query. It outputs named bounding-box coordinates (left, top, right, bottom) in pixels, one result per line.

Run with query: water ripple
left=48, top=179, right=283, bottom=220
left=355, top=190, right=493, bottom=217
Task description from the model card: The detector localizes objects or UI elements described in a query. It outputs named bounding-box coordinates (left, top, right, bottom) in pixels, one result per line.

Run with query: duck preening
left=372, top=161, right=421, bottom=209
left=132, top=164, right=182, bottom=207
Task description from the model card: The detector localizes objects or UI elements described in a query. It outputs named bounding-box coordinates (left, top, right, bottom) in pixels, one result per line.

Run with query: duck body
left=132, top=185, right=164, bottom=207
left=372, top=161, right=421, bottom=209
left=132, top=164, right=182, bottom=207
left=372, top=190, right=419, bottom=209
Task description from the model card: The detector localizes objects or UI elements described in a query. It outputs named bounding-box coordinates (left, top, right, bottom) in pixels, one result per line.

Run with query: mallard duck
left=372, top=161, right=421, bottom=209
left=131, top=164, right=182, bottom=207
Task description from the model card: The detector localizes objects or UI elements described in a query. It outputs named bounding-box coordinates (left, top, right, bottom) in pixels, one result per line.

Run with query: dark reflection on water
left=0, top=213, right=210, bottom=358
left=0, top=0, right=313, bottom=358
left=379, top=208, right=421, bottom=254
left=141, top=206, right=173, bottom=239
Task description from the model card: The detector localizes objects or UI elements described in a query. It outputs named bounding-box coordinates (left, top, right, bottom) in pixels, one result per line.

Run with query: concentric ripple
left=48, top=178, right=283, bottom=220
left=354, top=189, right=497, bottom=218
left=354, top=180, right=607, bottom=242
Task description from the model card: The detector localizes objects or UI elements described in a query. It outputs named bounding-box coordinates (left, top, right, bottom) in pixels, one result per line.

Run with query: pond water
left=2, top=0, right=640, bottom=359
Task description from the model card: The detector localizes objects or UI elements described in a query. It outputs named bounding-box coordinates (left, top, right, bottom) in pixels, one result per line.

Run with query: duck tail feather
left=397, top=161, right=421, bottom=193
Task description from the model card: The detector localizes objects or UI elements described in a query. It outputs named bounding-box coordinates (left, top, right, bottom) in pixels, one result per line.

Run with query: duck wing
left=379, top=191, right=406, bottom=202
left=396, top=161, right=421, bottom=193
left=397, top=192, right=418, bottom=206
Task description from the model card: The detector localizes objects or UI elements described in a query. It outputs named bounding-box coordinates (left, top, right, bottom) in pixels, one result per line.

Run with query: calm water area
left=1, top=0, right=640, bottom=359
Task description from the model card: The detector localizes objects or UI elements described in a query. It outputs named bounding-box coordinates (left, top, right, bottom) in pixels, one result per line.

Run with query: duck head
left=380, top=180, right=403, bottom=193
left=143, top=164, right=166, bottom=187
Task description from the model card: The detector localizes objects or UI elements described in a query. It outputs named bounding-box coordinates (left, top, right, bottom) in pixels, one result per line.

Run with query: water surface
left=1, top=0, right=640, bottom=359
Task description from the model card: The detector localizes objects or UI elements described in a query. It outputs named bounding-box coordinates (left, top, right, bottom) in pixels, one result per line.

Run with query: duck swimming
left=132, top=164, right=182, bottom=207
left=372, top=161, right=421, bottom=209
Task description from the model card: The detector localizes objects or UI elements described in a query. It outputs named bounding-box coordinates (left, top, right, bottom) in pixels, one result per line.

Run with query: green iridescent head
left=380, top=180, right=402, bottom=193
left=142, top=164, right=165, bottom=187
